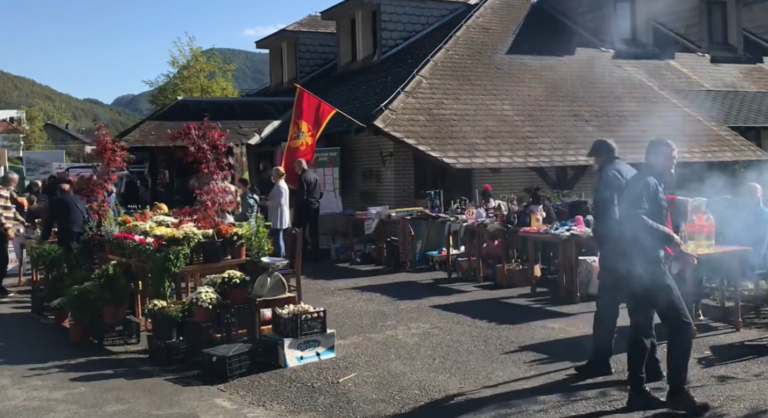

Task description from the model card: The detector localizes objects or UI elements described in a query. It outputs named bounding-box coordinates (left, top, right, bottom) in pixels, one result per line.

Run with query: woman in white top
left=261, top=166, right=291, bottom=257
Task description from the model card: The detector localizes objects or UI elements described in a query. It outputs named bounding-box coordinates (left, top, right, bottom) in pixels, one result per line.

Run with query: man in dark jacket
left=575, top=140, right=664, bottom=383
left=294, top=158, right=321, bottom=259
left=619, top=139, right=708, bottom=414
left=41, top=181, right=91, bottom=256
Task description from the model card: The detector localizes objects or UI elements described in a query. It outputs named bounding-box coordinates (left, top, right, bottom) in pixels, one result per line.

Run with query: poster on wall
left=312, top=148, right=342, bottom=214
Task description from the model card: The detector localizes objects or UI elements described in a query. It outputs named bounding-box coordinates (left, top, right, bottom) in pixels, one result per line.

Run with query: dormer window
left=338, top=8, right=380, bottom=67
left=269, top=41, right=298, bottom=88
left=707, top=1, right=728, bottom=46
left=614, top=0, right=636, bottom=48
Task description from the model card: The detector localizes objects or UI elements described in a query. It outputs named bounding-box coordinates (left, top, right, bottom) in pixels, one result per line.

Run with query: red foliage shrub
left=167, top=117, right=235, bottom=229
left=74, top=124, right=129, bottom=220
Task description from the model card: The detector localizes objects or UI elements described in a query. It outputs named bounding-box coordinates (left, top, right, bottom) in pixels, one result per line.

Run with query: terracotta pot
left=228, top=287, right=249, bottom=305
left=69, top=323, right=89, bottom=344
left=53, top=308, right=69, bottom=326
left=193, top=306, right=215, bottom=323
left=230, top=245, right=246, bottom=260
left=102, top=301, right=128, bottom=326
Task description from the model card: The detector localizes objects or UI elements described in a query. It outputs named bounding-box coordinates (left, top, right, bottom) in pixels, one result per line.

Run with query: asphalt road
left=0, top=285, right=285, bottom=418
left=5, top=264, right=768, bottom=418
left=223, top=263, right=768, bottom=418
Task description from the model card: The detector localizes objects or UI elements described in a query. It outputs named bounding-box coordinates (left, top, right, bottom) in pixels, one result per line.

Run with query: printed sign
left=312, top=148, right=342, bottom=214
left=23, top=151, right=66, bottom=180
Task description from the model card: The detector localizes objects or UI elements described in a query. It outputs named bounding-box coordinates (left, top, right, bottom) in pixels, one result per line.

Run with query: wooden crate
left=495, top=264, right=534, bottom=288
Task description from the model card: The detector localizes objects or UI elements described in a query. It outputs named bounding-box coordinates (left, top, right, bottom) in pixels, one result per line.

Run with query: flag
left=281, top=86, right=337, bottom=187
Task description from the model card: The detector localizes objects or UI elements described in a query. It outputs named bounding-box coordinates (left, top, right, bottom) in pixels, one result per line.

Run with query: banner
left=312, top=148, right=342, bottom=214
left=281, top=86, right=337, bottom=188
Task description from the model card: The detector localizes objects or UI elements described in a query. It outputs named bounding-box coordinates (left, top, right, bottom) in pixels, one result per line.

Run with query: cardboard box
left=263, top=330, right=337, bottom=368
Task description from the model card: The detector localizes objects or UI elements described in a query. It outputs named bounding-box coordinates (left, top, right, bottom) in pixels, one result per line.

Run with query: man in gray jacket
left=575, top=139, right=664, bottom=383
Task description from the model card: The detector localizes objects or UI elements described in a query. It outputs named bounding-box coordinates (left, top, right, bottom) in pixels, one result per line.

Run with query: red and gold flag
left=281, top=86, right=337, bottom=187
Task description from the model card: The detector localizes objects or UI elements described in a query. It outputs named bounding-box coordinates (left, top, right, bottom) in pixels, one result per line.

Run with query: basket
left=200, top=343, right=255, bottom=381
left=91, top=316, right=141, bottom=346
left=272, top=309, right=327, bottom=339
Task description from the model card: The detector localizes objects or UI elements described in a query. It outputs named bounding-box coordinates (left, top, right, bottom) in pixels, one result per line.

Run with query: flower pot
left=193, top=305, right=215, bottom=323
left=230, top=245, right=246, bottom=260
left=104, top=243, right=112, bottom=255
left=201, top=240, right=224, bottom=264
left=102, top=301, right=128, bottom=326
left=53, top=308, right=68, bottom=326
left=228, top=287, right=249, bottom=305
left=69, top=323, right=89, bottom=344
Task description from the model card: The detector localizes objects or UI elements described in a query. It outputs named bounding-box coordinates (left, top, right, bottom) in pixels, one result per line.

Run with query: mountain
left=0, top=70, right=140, bottom=134
left=110, top=48, right=270, bottom=116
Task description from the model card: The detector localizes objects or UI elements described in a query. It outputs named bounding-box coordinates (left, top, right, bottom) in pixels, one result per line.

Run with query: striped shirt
left=0, top=186, right=23, bottom=234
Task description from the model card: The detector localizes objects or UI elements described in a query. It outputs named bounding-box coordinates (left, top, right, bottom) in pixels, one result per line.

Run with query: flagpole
left=294, top=84, right=367, bottom=128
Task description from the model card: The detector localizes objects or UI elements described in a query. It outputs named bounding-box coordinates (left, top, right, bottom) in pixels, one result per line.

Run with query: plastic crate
left=91, top=316, right=141, bottom=346
left=200, top=343, right=255, bottom=381
left=219, top=303, right=252, bottom=342
left=272, top=309, right=327, bottom=339
left=150, top=338, right=189, bottom=368
left=184, top=319, right=227, bottom=362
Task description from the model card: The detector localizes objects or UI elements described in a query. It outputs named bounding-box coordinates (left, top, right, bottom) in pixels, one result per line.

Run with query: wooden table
left=683, top=245, right=752, bottom=332
left=105, top=255, right=248, bottom=320
left=521, top=232, right=578, bottom=303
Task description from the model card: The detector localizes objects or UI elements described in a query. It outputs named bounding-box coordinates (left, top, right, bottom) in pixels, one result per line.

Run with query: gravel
left=222, top=263, right=768, bottom=418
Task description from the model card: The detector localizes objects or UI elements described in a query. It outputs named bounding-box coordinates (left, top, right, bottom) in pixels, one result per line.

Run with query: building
left=0, top=120, right=24, bottom=156
left=248, top=0, right=768, bottom=209
left=42, top=123, right=95, bottom=161
left=115, top=97, right=293, bottom=203
left=0, top=110, right=25, bottom=127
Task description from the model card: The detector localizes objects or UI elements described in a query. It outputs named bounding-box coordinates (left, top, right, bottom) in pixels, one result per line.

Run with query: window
left=708, top=1, right=728, bottom=46
left=614, top=0, right=635, bottom=46
left=371, top=10, right=379, bottom=57
left=350, top=17, right=358, bottom=62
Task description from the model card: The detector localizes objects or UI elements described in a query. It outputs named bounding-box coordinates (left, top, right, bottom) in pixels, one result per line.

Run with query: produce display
left=274, top=302, right=325, bottom=319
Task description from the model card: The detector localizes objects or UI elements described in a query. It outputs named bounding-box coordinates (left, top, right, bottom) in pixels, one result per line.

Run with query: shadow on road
left=0, top=302, right=154, bottom=383
left=391, top=374, right=626, bottom=418
left=434, top=297, right=576, bottom=327
left=698, top=337, right=768, bottom=369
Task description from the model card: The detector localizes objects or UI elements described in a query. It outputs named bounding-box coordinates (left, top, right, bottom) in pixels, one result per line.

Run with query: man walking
left=294, top=158, right=321, bottom=260
left=575, top=139, right=664, bottom=383
left=0, top=172, right=25, bottom=297
left=41, top=180, right=90, bottom=258
left=620, top=139, right=708, bottom=414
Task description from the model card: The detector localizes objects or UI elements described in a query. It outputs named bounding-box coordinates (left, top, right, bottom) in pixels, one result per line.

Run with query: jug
left=683, top=198, right=715, bottom=253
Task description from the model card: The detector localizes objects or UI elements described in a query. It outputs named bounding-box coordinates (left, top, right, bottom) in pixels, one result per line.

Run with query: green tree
left=144, top=34, right=239, bottom=110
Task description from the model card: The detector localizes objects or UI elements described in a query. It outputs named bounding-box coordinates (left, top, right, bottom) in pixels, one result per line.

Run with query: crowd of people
left=574, top=138, right=768, bottom=415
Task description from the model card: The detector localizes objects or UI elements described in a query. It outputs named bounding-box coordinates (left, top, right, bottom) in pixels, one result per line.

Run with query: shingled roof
left=257, top=6, right=475, bottom=145
left=116, top=98, right=293, bottom=147
left=672, top=90, right=768, bottom=127
left=0, top=120, right=22, bottom=134
left=373, top=0, right=766, bottom=167
left=284, top=14, right=336, bottom=33
left=44, top=123, right=93, bottom=144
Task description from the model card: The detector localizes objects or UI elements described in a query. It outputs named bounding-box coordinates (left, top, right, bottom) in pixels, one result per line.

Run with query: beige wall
left=339, top=129, right=414, bottom=210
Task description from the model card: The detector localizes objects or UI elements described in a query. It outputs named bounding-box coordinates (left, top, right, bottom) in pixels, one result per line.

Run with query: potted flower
left=147, top=300, right=187, bottom=341
left=64, top=282, right=100, bottom=344
left=50, top=297, right=68, bottom=326
left=228, top=227, right=247, bottom=260
left=219, top=270, right=249, bottom=305
left=200, top=229, right=224, bottom=264
left=94, top=262, right=132, bottom=326
left=188, top=286, right=220, bottom=323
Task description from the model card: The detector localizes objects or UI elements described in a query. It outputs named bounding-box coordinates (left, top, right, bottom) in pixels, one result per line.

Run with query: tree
left=17, top=101, right=70, bottom=151
left=73, top=124, right=129, bottom=220
left=144, top=34, right=239, bottom=110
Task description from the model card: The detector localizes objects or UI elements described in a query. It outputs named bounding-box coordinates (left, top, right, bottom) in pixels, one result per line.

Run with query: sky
left=0, top=0, right=338, bottom=104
